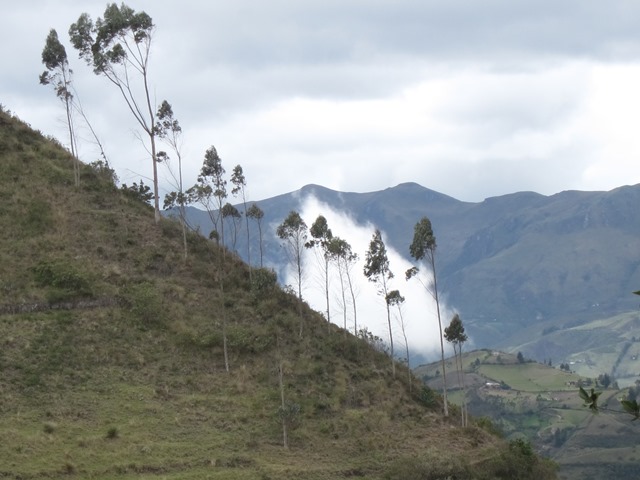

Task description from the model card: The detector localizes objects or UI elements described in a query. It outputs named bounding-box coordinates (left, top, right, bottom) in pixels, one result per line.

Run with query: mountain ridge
left=182, top=181, right=640, bottom=358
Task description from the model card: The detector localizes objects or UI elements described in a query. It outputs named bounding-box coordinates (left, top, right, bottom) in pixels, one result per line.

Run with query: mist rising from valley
left=279, top=194, right=466, bottom=365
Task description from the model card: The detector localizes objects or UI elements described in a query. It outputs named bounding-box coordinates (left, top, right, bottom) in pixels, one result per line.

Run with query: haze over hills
left=183, top=181, right=640, bottom=361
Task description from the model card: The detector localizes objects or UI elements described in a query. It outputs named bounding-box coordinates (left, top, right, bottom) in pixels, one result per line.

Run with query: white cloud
left=577, top=63, right=640, bottom=190
left=4, top=0, right=640, bottom=205
left=280, top=195, right=462, bottom=363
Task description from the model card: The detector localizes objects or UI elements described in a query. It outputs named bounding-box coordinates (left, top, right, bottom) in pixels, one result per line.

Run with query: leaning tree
left=306, top=215, right=333, bottom=328
left=276, top=211, right=308, bottom=337
left=69, top=3, right=162, bottom=223
left=406, top=216, right=449, bottom=416
left=364, top=229, right=396, bottom=377
left=40, top=29, right=79, bottom=187
left=444, top=313, right=468, bottom=426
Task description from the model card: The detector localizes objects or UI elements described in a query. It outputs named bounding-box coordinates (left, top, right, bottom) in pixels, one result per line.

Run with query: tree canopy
left=69, top=3, right=162, bottom=222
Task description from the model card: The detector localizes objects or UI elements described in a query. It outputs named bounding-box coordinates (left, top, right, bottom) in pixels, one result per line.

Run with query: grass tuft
left=106, top=426, right=119, bottom=440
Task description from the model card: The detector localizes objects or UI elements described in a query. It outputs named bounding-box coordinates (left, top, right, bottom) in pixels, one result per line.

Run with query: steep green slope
left=0, top=107, right=557, bottom=479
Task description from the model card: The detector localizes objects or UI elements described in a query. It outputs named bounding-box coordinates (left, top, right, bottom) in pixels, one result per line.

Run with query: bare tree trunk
left=278, top=360, right=288, bottom=449
left=453, top=345, right=465, bottom=426
left=257, top=220, right=264, bottom=267
left=64, top=93, right=80, bottom=188
left=221, top=276, right=229, bottom=373
left=324, top=256, right=331, bottom=332
left=218, top=254, right=229, bottom=372
left=431, top=255, right=448, bottom=417
left=180, top=207, right=188, bottom=261
left=177, top=153, right=188, bottom=261
left=459, top=346, right=468, bottom=427
left=337, top=259, right=348, bottom=338
left=399, top=307, right=412, bottom=393
left=346, top=267, right=357, bottom=335
left=297, top=250, right=304, bottom=338
left=241, top=192, right=251, bottom=281
left=385, top=300, right=395, bottom=378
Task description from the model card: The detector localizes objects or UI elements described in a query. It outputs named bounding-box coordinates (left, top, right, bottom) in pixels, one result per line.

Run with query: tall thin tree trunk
left=178, top=154, right=188, bottom=261
left=63, top=87, right=79, bottom=188
left=377, top=273, right=396, bottom=378
left=337, top=259, right=348, bottom=338
left=399, top=307, right=412, bottom=393
left=453, top=345, right=465, bottom=426
left=278, top=360, right=289, bottom=449
left=458, top=345, right=468, bottom=427
left=257, top=220, right=264, bottom=267
left=141, top=67, right=161, bottom=225
left=180, top=211, right=188, bottom=261
left=324, top=256, right=331, bottom=331
left=346, top=268, right=357, bottom=335
left=385, top=300, right=395, bottom=378
left=61, top=68, right=79, bottom=188
left=218, top=200, right=226, bottom=252
left=219, top=254, right=229, bottom=372
left=242, top=193, right=251, bottom=281
left=431, top=255, right=448, bottom=417
left=297, top=248, right=304, bottom=338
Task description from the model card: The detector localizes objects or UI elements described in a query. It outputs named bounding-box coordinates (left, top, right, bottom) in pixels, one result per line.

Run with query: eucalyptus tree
left=364, top=229, right=396, bottom=377
left=185, top=146, right=230, bottom=371
left=387, top=289, right=412, bottom=392
left=406, top=216, right=448, bottom=416
left=306, top=215, right=333, bottom=327
left=276, top=211, right=308, bottom=337
left=221, top=202, right=242, bottom=251
left=444, top=313, right=468, bottom=426
left=328, top=236, right=359, bottom=335
left=40, top=29, right=79, bottom=187
left=69, top=3, right=162, bottom=223
left=187, top=146, right=227, bottom=249
left=231, top=165, right=251, bottom=276
left=275, top=337, right=300, bottom=449
left=155, top=100, right=188, bottom=259
left=247, top=203, right=265, bottom=267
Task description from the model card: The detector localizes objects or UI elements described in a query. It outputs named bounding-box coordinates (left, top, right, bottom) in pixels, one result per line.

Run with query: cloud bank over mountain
left=288, top=195, right=462, bottom=363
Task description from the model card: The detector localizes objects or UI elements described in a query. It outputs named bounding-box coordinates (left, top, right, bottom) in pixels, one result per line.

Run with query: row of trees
left=39, top=5, right=306, bottom=449
left=41, top=2, right=469, bottom=426
left=40, top=4, right=269, bottom=267
left=276, top=212, right=359, bottom=338
left=276, top=210, right=468, bottom=418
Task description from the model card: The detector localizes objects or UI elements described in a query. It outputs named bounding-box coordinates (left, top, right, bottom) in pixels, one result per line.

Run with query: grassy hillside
left=416, top=350, right=640, bottom=479
left=0, top=107, right=558, bottom=479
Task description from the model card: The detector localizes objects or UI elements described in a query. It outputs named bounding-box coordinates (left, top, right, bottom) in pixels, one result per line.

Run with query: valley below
left=417, top=350, right=640, bottom=480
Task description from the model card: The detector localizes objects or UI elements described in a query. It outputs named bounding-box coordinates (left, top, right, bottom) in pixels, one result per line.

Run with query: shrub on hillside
left=417, top=386, right=438, bottom=409
left=480, top=438, right=557, bottom=480
left=32, top=259, right=93, bottom=302
left=120, top=281, right=165, bottom=328
left=383, top=451, right=470, bottom=480
left=86, top=160, right=118, bottom=189
left=251, top=267, right=278, bottom=301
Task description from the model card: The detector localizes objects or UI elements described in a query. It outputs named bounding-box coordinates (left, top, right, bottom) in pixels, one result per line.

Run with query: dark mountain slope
left=446, top=185, right=640, bottom=339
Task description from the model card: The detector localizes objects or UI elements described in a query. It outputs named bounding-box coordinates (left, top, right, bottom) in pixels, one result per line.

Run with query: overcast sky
left=4, top=1, right=640, bottom=203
